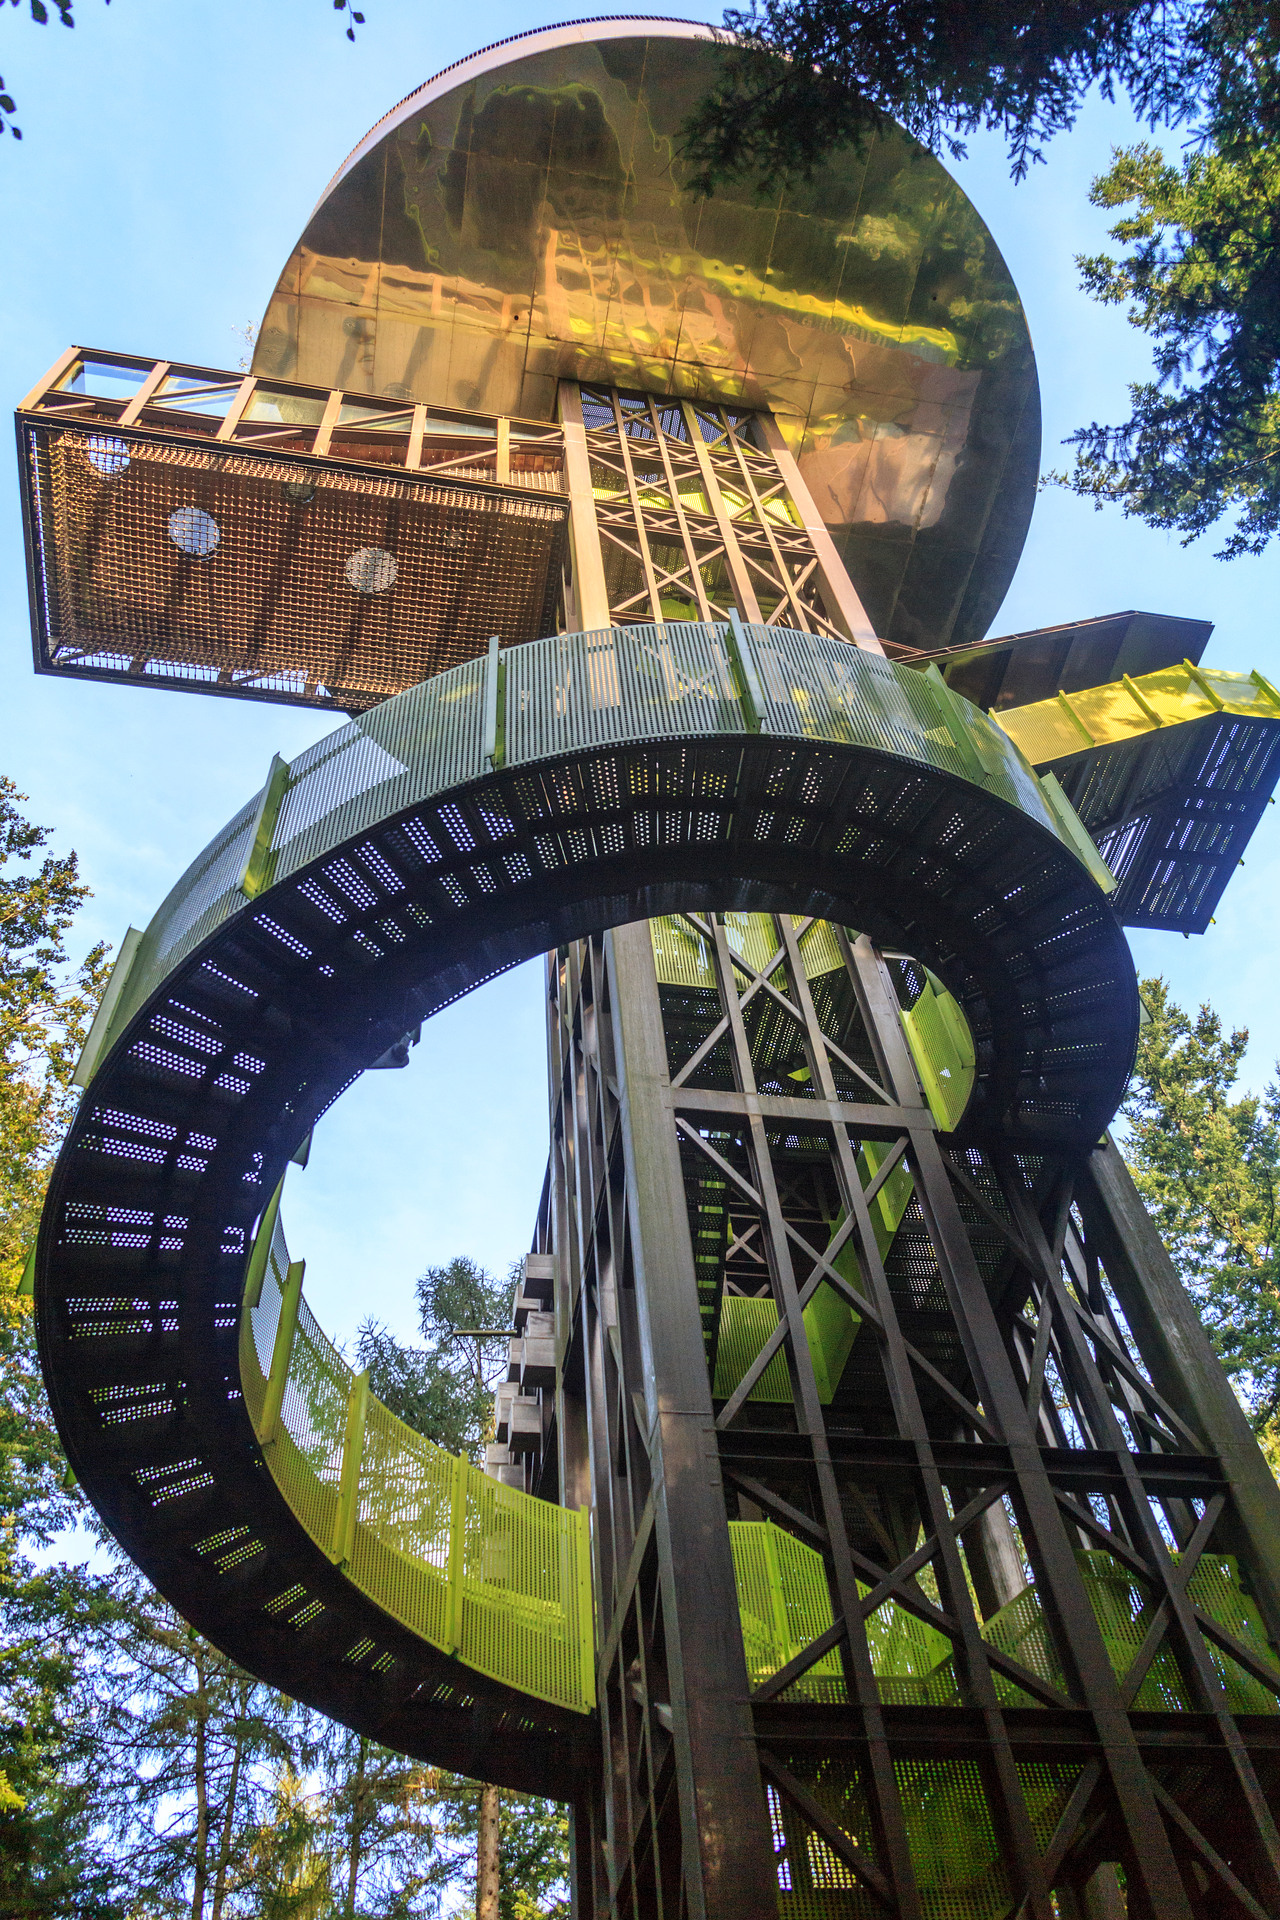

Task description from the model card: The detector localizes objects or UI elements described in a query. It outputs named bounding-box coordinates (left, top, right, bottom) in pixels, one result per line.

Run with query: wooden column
left=557, top=380, right=612, bottom=630
left=605, top=921, right=777, bottom=1920
left=679, top=400, right=762, bottom=622
left=757, top=412, right=883, bottom=653
left=1080, top=1135, right=1280, bottom=1635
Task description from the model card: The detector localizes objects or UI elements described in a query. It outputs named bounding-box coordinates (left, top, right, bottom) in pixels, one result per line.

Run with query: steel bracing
left=20, top=18, right=1280, bottom=1916
left=566, top=385, right=876, bottom=647
left=544, top=917, right=1280, bottom=1920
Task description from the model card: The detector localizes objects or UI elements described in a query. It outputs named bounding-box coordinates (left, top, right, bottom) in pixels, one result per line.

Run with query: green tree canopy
left=1121, top=975, right=1280, bottom=1435
left=0, top=777, right=112, bottom=1900
left=1055, top=137, right=1280, bottom=555
left=354, top=1260, right=571, bottom=1915
left=681, top=0, right=1280, bottom=557
left=0, top=780, right=566, bottom=1916
left=356, top=1256, right=513, bottom=1461
left=682, top=0, right=1279, bottom=192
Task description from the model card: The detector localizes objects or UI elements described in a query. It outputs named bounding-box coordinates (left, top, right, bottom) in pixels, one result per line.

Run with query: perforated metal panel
left=20, top=415, right=568, bottom=712
left=240, top=1217, right=593, bottom=1713
left=994, top=660, right=1280, bottom=933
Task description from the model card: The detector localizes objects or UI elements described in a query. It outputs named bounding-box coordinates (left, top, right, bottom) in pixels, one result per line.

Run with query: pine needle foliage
left=1122, top=976, right=1280, bottom=1434
left=681, top=0, right=1280, bottom=555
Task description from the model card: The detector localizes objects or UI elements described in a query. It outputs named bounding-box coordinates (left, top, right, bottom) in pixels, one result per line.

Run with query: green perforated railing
left=238, top=1205, right=594, bottom=1714
left=80, top=620, right=1102, bottom=1083
left=730, top=1517, right=1280, bottom=1716
left=734, top=1520, right=1280, bottom=1916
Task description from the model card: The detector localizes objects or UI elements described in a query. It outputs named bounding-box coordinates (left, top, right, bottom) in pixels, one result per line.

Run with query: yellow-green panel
left=240, top=1213, right=595, bottom=1714
left=994, top=659, right=1280, bottom=768
left=650, top=911, right=843, bottom=990
left=713, top=1282, right=860, bottom=1406
left=901, top=975, right=976, bottom=1134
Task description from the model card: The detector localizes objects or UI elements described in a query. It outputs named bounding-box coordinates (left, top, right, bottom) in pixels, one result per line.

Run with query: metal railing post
left=725, top=610, right=764, bottom=734
left=255, top=1258, right=304, bottom=1447
left=482, top=633, right=506, bottom=771
left=576, top=1507, right=596, bottom=1710
left=445, top=1452, right=468, bottom=1653
left=331, top=1369, right=369, bottom=1566
left=239, top=754, right=290, bottom=900
left=242, top=1179, right=285, bottom=1312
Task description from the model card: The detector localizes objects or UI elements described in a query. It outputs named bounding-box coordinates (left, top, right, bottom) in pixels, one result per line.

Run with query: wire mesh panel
left=458, top=1472, right=593, bottom=1710
left=503, top=623, right=743, bottom=759
left=21, top=419, right=568, bottom=712
left=901, top=975, right=977, bottom=1133
left=893, top=1760, right=1012, bottom=1920
left=348, top=1399, right=455, bottom=1651
left=272, top=1299, right=350, bottom=1551
left=272, top=658, right=489, bottom=880
left=746, top=623, right=1054, bottom=832
left=731, top=1521, right=845, bottom=1703
left=1185, top=1555, right=1280, bottom=1712
left=235, top=1211, right=594, bottom=1713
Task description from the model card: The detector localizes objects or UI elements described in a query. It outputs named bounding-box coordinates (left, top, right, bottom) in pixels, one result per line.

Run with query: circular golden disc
left=255, top=18, right=1039, bottom=654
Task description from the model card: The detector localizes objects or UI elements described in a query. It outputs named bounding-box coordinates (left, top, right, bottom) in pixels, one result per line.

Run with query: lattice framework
left=547, top=914, right=1280, bottom=1920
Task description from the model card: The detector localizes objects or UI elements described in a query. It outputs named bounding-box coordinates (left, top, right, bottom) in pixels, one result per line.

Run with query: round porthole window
left=345, top=546, right=397, bottom=594
left=283, top=479, right=316, bottom=506
left=86, top=435, right=130, bottom=478
left=168, top=507, right=220, bottom=557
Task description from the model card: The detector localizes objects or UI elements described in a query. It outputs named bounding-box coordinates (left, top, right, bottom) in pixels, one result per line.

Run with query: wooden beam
left=557, top=381, right=612, bottom=630
left=756, top=412, right=882, bottom=652
left=118, top=360, right=171, bottom=428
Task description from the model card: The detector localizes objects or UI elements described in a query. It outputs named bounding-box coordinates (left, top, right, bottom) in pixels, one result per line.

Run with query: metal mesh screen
left=729, top=1521, right=1280, bottom=1726
left=349, top=1398, right=455, bottom=1650
left=23, top=420, right=568, bottom=712
left=767, top=1752, right=1018, bottom=1919
left=892, top=1760, right=1011, bottom=1919
left=458, top=1473, right=594, bottom=1711
left=503, top=623, right=741, bottom=757
left=236, top=1209, right=594, bottom=1712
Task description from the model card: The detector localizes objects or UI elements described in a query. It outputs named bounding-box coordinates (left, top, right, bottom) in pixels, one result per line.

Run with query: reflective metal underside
left=256, top=19, right=1040, bottom=656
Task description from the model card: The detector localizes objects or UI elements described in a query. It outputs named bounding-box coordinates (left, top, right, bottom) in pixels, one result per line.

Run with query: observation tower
left=19, top=19, right=1280, bottom=1919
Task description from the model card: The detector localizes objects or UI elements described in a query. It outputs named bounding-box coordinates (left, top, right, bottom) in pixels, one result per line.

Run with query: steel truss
left=542, top=918, right=1280, bottom=1920
left=570, top=385, right=870, bottom=645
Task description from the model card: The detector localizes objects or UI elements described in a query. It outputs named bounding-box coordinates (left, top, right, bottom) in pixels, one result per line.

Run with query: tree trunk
left=210, top=1683, right=251, bottom=1920
left=346, top=1736, right=368, bottom=1915
left=189, top=1654, right=210, bottom=1920
left=477, top=1783, right=500, bottom=1920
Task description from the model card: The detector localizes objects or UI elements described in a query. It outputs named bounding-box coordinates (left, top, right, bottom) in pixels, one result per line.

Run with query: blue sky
left=5, top=0, right=1279, bottom=1352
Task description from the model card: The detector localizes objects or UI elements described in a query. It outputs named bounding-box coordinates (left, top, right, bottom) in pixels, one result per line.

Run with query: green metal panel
left=70, top=924, right=143, bottom=1089
left=996, top=657, right=1280, bottom=765
left=104, top=623, right=1103, bottom=1048
left=239, top=754, right=290, bottom=900
left=330, top=1369, right=369, bottom=1568
left=900, top=976, right=976, bottom=1135
left=730, top=1520, right=1280, bottom=1718
left=713, top=1283, right=861, bottom=1407
left=239, top=1208, right=595, bottom=1714
left=713, top=1296, right=794, bottom=1403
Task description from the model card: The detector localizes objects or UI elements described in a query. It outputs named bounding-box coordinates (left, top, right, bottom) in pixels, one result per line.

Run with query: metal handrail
left=238, top=1204, right=594, bottom=1715
left=87, top=621, right=1099, bottom=1078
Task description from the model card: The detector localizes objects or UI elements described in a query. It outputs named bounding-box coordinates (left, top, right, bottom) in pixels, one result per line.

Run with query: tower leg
left=547, top=916, right=1280, bottom=1918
